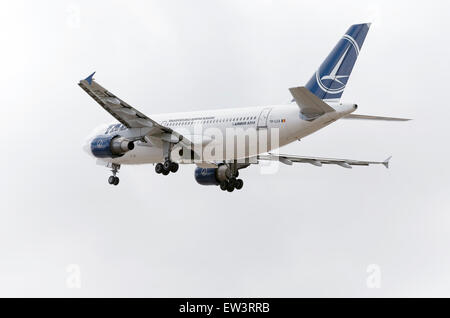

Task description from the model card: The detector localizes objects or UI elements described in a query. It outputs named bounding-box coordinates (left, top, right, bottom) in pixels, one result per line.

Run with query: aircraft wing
left=258, top=153, right=391, bottom=169
left=79, top=72, right=199, bottom=151
left=79, top=72, right=169, bottom=134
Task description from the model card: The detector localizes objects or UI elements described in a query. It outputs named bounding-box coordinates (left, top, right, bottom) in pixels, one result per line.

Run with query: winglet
left=84, top=71, right=96, bottom=85
left=383, top=156, right=392, bottom=169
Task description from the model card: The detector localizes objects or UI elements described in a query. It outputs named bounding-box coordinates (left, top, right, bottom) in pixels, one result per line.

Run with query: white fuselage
left=84, top=103, right=356, bottom=165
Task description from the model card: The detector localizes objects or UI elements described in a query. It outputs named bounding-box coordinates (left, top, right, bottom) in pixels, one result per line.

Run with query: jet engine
left=90, top=135, right=135, bottom=158
left=194, top=165, right=232, bottom=186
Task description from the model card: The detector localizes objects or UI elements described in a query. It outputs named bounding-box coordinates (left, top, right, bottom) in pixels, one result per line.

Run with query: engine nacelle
left=90, top=135, right=135, bottom=158
left=194, top=165, right=231, bottom=186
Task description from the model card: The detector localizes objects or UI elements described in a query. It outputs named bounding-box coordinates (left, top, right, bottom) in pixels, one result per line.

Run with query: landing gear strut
left=155, top=141, right=179, bottom=176
left=108, top=163, right=120, bottom=186
left=219, top=163, right=244, bottom=192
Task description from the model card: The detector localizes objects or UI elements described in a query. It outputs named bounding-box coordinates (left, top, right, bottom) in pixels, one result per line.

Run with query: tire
left=220, top=181, right=228, bottom=191
left=163, top=160, right=171, bottom=170
left=155, top=163, right=164, bottom=174
left=108, top=176, right=115, bottom=184
left=235, top=170, right=239, bottom=178
left=228, top=177, right=237, bottom=187
left=113, top=177, right=120, bottom=186
left=170, top=162, right=179, bottom=173
left=162, top=169, right=170, bottom=176
left=226, top=183, right=235, bottom=192
left=235, top=179, right=244, bottom=190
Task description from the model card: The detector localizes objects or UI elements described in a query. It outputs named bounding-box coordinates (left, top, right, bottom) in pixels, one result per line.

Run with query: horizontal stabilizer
left=289, top=86, right=335, bottom=121
left=344, top=114, right=411, bottom=121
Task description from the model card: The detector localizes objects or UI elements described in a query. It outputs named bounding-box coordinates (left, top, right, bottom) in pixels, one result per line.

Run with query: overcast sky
left=1, top=0, right=450, bottom=297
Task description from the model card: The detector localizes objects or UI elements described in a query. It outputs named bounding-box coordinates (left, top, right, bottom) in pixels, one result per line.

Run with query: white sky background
left=1, top=0, right=449, bottom=297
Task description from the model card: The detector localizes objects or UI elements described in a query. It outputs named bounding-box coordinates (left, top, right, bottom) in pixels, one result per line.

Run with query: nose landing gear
left=108, top=163, right=120, bottom=186
left=108, top=175, right=119, bottom=185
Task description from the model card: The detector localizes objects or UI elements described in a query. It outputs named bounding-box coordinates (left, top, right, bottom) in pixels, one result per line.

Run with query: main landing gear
left=220, top=177, right=244, bottom=193
left=155, top=141, right=180, bottom=176
left=219, top=169, right=244, bottom=193
left=108, top=163, right=120, bottom=186
left=155, top=160, right=179, bottom=176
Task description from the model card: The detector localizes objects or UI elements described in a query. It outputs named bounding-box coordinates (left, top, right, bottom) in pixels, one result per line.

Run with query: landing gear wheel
left=163, top=160, right=171, bottom=171
left=226, top=183, right=235, bottom=192
left=155, top=163, right=164, bottom=174
left=235, top=170, right=239, bottom=178
left=235, top=179, right=244, bottom=190
left=108, top=164, right=121, bottom=185
left=220, top=181, right=228, bottom=191
left=162, top=168, right=170, bottom=176
left=170, top=162, right=179, bottom=173
left=228, top=177, right=237, bottom=187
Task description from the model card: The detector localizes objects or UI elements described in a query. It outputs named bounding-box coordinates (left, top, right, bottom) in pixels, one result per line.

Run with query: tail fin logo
left=316, top=35, right=360, bottom=95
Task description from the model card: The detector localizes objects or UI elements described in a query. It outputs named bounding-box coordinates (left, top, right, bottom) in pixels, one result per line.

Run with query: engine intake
left=91, top=135, right=134, bottom=158
left=194, top=165, right=231, bottom=186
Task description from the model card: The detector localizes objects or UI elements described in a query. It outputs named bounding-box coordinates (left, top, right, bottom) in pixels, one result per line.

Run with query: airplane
left=80, top=23, right=409, bottom=192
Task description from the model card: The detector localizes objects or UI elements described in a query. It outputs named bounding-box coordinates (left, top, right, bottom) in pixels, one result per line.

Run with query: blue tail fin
left=305, top=23, right=371, bottom=102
